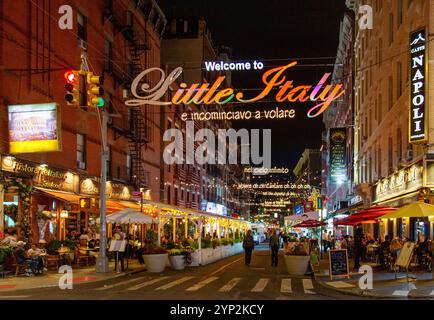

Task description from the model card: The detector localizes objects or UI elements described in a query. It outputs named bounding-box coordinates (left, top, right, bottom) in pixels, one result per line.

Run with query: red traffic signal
left=64, top=71, right=77, bottom=84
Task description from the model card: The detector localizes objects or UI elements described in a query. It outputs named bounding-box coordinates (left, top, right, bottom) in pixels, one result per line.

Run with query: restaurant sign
left=374, top=164, right=423, bottom=203
left=8, top=103, right=62, bottom=153
left=409, top=28, right=427, bottom=143
left=80, top=178, right=132, bottom=201
left=329, top=128, right=347, bottom=184
left=1, top=156, right=76, bottom=192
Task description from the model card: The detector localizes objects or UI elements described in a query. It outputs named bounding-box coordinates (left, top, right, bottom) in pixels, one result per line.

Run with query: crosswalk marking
left=392, top=290, right=409, bottom=297
left=430, top=290, right=434, bottom=296
left=95, top=277, right=146, bottom=291
left=126, top=276, right=170, bottom=291
left=156, top=276, right=195, bottom=290
left=251, top=278, right=269, bottom=292
left=302, top=279, right=315, bottom=294
left=186, top=276, right=219, bottom=291
left=219, top=277, right=242, bottom=292
left=281, top=279, right=292, bottom=293
left=326, top=281, right=355, bottom=289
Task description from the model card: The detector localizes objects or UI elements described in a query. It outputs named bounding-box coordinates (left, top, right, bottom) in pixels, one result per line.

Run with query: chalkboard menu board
left=329, top=249, right=350, bottom=280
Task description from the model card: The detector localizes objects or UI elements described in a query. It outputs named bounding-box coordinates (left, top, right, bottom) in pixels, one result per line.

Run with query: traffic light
left=87, top=72, right=104, bottom=108
left=64, top=70, right=79, bottom=106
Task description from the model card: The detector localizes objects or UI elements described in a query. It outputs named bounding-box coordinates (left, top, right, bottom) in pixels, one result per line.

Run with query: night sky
left=158, top=0, right=347, bottom=172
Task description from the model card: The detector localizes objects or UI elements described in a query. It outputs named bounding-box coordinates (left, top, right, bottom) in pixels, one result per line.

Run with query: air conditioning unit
left=78, top=39, right=87, bottom=50
left=77, top=161, right=86, bottom=170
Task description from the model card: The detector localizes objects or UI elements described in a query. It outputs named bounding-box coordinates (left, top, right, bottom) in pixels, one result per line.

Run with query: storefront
left=372, top=160, right=434, bottom=241
left=0, top=154, right=142, bottom=243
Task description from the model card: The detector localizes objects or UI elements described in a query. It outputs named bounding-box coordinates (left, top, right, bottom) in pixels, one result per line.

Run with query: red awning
left=334, top=206, right=396, bottom=226
left=293, top=219, right=327, bottom=228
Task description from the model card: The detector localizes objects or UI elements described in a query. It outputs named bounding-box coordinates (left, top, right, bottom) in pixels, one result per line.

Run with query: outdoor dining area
left=334, top=202, right=434, bottom=273
left=1, top=200, right=251, bottom=276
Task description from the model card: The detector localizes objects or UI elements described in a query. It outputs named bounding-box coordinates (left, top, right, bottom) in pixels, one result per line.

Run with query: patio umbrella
left=379, top=202, right=434, bottom=219
left=293, top=219, right=326, bottom=228
left=334, top=206, right=396, bottom=226
left=107, top=208, right=155, bottom=224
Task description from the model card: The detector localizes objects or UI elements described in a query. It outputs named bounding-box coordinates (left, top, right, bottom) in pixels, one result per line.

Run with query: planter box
left=169, top=255, right=186, bottom=270
left=143, top=253, right=168, bottom=273
left=283, top=255, right=310, bottom=276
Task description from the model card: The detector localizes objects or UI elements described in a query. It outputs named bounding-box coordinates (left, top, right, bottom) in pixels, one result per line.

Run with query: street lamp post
left=96, top=110, right=109, bottom=273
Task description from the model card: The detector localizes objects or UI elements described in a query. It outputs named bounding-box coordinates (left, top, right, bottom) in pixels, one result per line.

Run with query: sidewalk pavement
left=314, top=253, right=434, bottom=299
left=0, top=260, right=146, bottom=292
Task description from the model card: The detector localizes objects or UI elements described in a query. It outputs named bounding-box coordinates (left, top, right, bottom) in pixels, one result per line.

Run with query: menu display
left=329, top=249, right=349, bottom=280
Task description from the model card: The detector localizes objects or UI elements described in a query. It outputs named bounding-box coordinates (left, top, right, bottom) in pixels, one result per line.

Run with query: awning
left=34, top=188, right=84, bottom=204
left=334, top=206, right=397, bottom=226
left=106, top=200, right=140, bottom=213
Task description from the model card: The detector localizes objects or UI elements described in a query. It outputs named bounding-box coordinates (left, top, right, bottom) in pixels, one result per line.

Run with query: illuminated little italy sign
left=409, top=28, right=427, bottom=143
left=125, top=61, right=345, bottom=118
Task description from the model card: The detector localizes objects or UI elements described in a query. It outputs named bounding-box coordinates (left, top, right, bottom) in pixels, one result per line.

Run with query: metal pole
left=96, top=111, right=109, bottom=273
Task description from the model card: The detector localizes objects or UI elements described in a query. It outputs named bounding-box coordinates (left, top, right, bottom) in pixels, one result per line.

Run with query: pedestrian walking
left=113, top=226, right=126, bottom=272
left=354, top=223, right=364, bottom=270
left=242, top=230, right=254, bottom=266
left=269, top=230, right=280, bottom=267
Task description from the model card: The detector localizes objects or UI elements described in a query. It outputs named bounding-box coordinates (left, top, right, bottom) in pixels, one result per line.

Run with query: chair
left=46, top=254, right=60, bottom=270
left=12, top=253, right=29, bottom=276
left=74, top=248, right=91, bottom=266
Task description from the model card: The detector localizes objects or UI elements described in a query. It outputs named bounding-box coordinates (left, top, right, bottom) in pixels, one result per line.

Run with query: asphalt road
left=0, top=245, right=372, bottom=300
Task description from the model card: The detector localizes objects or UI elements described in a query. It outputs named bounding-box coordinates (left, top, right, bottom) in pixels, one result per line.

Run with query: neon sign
left=125, top=62, right=345, bottom=118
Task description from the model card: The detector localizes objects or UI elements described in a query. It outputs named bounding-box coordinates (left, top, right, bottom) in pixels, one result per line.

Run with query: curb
left=314, top=272, right=434, bottom=299
left=0, top=266, right=147, bottom=292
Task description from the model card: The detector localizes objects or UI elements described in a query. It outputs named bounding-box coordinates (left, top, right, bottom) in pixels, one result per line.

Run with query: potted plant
left=47, top=240, right=62, bottom=255
left=62, top=239, right=76, bottom=261
left=0, top=246, right=13, bottom=272
left=168, top=248, right=192, bottom=270
left=142, top=229, right=168, bottom=273
left=284, top=241, right=310, bottom=275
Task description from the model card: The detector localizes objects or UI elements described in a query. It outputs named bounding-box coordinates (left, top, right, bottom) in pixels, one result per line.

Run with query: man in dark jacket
left=243, top=230, right=255, bottom=265
left=269, top=230, right=280, bottom=267
left=354, top=224, right=364, bottom=269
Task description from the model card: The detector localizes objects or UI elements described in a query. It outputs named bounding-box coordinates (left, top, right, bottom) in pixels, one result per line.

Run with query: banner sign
left=409, top=28, right=427, bottom=143
left=329, top=128, right=347, bottom=184
left=125, top=62, right=345, bottom=118
left=8, top=103, right=61, bottom=153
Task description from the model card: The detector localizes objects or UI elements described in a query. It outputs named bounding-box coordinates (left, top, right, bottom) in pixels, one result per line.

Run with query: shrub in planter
left=284, top=242, right=310, bottom=275
left=212, top=238, right=220, bottom=249
left=143, top=229, right=168, bottom=273
left=0, top=246, right=13, bottom=264
left=220, top=239, right=229, bottom=246
left=201, top=237, right=211, bottom=249
left=62, top=239, right=76, bottom=251
left=47, top=240, right=62, bottom=254
left=229, top=239, right=234, bottom=246
left=168, top=248, right=192, bottom=270
left=165, top=240, right=176, bottom=250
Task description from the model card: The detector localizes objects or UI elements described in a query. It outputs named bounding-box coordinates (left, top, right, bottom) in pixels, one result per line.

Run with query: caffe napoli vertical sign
left=329, top=128, right=347, bottom=184
left=409, top=28, right=427, bottom=143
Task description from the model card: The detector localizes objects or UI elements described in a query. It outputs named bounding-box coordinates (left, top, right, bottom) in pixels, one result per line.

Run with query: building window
left=167, top=186, right=171, bottom=204
left=389, top=14, right=394, bottom=45
left=174, top=187, right=178, bottom=205
left=388, top=76, right=393, bottom=110
left=388, top=137, right=393, bottom=171
left=378, top=93, right=382, bottom=123
left=77, top=134, right=86, bottom=169
left=397, top=128, right=402, bottom=161
left=397, top=61, right=402, bottom=98
left=377, top=147, right=382, bottom=178
left=104, top=39, right=113, bottom=72
left=77, top=12, right=87, bottom=42
left=181, top=189, right=184, bottom=201
left=398, top=0, right=403, bottom=26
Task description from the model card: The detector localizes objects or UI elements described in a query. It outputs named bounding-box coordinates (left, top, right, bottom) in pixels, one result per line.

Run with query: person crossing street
left=269, top=230, right=280, bottom=267
left=242, top=230, right=255, bottom=266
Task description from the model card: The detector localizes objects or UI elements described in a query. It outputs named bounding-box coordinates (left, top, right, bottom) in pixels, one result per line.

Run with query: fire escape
left=103, top=0, right=156, bottom=190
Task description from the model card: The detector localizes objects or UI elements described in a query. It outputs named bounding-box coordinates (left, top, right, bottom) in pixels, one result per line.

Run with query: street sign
left=132, top=191, right=142, bottom=202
